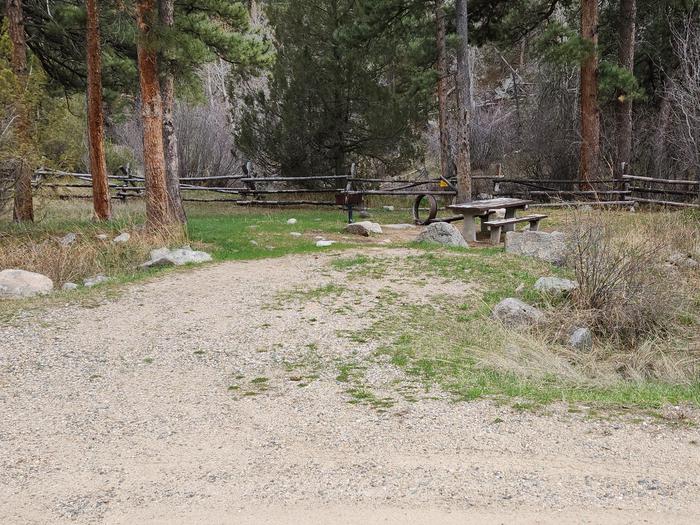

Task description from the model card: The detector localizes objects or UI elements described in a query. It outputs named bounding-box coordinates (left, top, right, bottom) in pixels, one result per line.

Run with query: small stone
left=382, top=206, right=395, bottom=211
left=0, top=269, right=54, bottom=298
left=316, top=240, right=335, bottom=247
left=492, top=298, right=544, bottom=326
left=569, top=327, right=593, bottom=352
left=290, top=232, right=302, bottom=237
left=96, top=234, right=109, bottom=241
left=59, top=233, right=77, bottom=246
left=112, top=232, right=131, bottom=243
left=534, top=277, right=578, bottom=296
left=358, top=210, right=371, bottom=218
left=287, top=218, right=297, bottom=225
left=668, top=252, right=698, bottom=269
left=83, top=275, right=110, bottom=288
left=250, top=240, right=259, bottom=246
left=62, top=282, right=79, bottom=291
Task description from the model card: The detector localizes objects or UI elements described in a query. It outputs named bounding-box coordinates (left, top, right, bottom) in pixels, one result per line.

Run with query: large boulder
left=0, top=269, right=53, bottom=298
left=141, top=246, right=213, bottom=268
left=505, top=230, right=567, bottom=266
left=416, top=222, right=468, bottom=248
left=492, top=298, right=544, bottom=326
left=534, top=276, right=578, bottom=296
left=344, top=221, right=383, bottom=236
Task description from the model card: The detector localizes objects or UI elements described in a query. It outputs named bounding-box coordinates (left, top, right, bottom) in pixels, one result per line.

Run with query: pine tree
left=86, top=0, right=111, bottom=220
left=434, top=0, right=451, bottom=183
left=454, top=0, right=472, bottom=202
left=135, top=0, right=171, bottom=229
left=6, top=0, right=33, bottom=222
left=615, top=0, right=636, bottom=179
left=238, top=0, right=433, bottom=179
left=159, top=0, right=185, bottom=224
left=580, top=0, right=600, bottom=184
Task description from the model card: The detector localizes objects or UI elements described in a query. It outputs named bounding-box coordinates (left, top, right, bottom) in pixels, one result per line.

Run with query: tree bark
left=86, top=0, right=111, bottom=220
left=455, top=0, right=472, bottom=202
left=136, top=0, right=172, bottom=229
left=615, top=0, right=636, bottom=179
left=159, top=0, right=186, bottom=223
left=434, top=0, right=451, bottom=182
left=579, top=0, right=600, bottom=185
left=6, top=0, right=33, bottom=222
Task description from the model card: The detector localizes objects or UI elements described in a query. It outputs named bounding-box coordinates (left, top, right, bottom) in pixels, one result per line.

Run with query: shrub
left=565, top=212, right=690, bottom=347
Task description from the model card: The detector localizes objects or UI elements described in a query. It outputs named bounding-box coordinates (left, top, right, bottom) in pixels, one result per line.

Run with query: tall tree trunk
left=579, top=0, right=600, bottom=185
left=136, top=0, right=172, bottom=229
left=434, top=0, right=450, bottom=182
left=86, top=0, right=111, bottom=220
left=455, top=0, right=472, bottom=202
left=615, top=0, right=636, bottom=179
left=6, top=0, right=33, bottom=222
left=159, top=0, right=186, bottom=223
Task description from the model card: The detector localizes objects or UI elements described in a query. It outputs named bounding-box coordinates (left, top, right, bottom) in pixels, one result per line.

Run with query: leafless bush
left=566, top=213, right=685, bottom=346
left=668, top=19, right=700, bottom=180
left=518, top=65, right=580, bottom=179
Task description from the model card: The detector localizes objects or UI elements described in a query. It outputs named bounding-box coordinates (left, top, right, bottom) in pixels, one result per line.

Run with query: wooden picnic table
left=448, top=198, right=533, bottom=242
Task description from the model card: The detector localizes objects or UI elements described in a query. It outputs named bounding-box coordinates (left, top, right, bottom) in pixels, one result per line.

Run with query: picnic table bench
left=448, top=198, right=546, bottom=244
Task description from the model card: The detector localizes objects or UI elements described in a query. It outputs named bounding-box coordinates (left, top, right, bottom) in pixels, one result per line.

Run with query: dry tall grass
left=0, top=223, right=186, bottom=286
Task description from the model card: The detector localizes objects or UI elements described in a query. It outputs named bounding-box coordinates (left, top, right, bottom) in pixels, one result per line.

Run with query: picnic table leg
left=460, top=213, right=478, bottom=242
left=480, top=213, right=494, bottom=234
left=503, top=208, right=517, bottom=232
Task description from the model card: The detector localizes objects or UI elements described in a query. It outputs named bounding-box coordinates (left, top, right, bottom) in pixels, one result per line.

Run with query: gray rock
left=59, top=233, right=77, bottom=246
left=492, top=298, right=544, bottom=326
left=112, top=232, right=131, bottom=244
left=249, top=240, right=259, bottom=246
left=62, top=282, right=79, bottom=291
left=141, top=247, right=213, bottom=268
left=384, top=223, right=415, bottom=230
left=0, top=269, right=54, bottom=298
left=286, top=218, right=297, bottom=225
left=83, top=275, right=110, bottom=288
left=316, top=240, right=335, bottom=247
left=668, top=251, right=699, bottom=269
left=569, top=327, right=593, bottom=352
left=344, top=221, right=383, bottom=236
left=290, top=232, right=302, bottom=237
left=505, top=230, right=567, bottom=266
left=416, top=222, right=468, bottom=248
left=382, top=205, right=395, bottom=211
left=534, top=276, right=578, bottom=296
left=358, top=210, right=371, bottom=218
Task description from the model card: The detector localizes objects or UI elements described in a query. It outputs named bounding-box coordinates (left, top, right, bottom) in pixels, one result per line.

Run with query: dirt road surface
left=2, top=251, right=699, bottom=524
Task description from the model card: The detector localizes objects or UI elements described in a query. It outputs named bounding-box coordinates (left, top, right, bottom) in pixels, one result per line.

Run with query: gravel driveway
left=1, top=250, right=699, bottom=524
